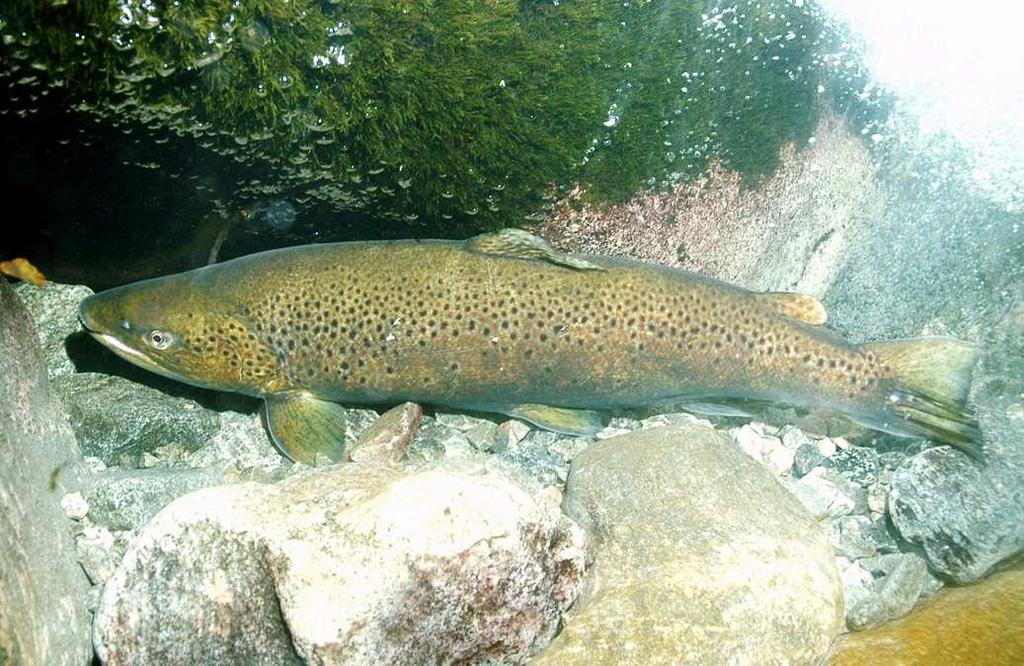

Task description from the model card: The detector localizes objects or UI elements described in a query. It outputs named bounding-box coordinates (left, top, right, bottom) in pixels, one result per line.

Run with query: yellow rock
left=827, top=568, right=1024, bottom=665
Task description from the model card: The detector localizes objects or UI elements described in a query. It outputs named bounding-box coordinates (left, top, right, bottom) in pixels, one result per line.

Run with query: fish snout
left=78, top=295, right=102, bottom=333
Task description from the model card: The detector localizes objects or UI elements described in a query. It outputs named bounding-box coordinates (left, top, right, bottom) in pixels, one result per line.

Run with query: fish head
left=78, top=271, right=272, bottom=392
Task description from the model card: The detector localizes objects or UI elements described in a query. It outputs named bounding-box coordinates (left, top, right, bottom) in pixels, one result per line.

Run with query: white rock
left=95, top=457, right=587, bottom=665
left=780, top=425, right=814, bottom=451
left=61, top=491, right=90, bottom=520
left=83, top=456, right=107, bottom=474
left=765, top=441, right=796, bottom=476
left=595, top=426, right=631, bottom=440
left=817, top=438, right=838, bottom=457
left=786, top=467, right=858, bottom=519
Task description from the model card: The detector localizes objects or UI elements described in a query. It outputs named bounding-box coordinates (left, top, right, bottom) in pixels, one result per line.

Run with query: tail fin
left=861, top=337, right=984, bottom=457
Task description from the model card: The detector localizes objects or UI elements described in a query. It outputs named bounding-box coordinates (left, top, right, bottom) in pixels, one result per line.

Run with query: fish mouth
left=78, top=307, right=167, bottom=376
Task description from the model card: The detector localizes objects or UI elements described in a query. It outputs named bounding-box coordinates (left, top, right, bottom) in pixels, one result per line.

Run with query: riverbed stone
left=795, top=442, right=827, bottom=476
left=784, top=466, right=864, bottom=519
left=535, top=424, right=842, bottom=665
left=94, top=457, right=587, bottom=665
left=1, top=282, right=92, bottom=665
left=826, top=445, right=880, bottom=485
left=12, top=281, right=94, bottom=379
left=827, top=567, right=1024, bottom=664
left=54, top=372, right=221, bottom=466
left=889, top=447, right=1024, bottom=583
left=346, top=401, right=421, bottom=463
left=845, top=553, right=934, bottom=630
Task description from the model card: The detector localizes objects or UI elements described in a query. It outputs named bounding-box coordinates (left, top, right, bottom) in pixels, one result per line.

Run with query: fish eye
left=145, top=330, right=173, bottom=350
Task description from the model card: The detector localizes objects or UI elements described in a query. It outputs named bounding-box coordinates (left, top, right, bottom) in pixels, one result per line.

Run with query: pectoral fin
left=507, top=403, right=603, bottom=436
left=465, top=229, right=604, bottom=271
left=760, top=291, right=828, bottom=325
left=264, top=392, right=347, bottom=464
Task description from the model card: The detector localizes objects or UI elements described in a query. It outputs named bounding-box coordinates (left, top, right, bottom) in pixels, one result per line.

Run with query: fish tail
left=860, top=337, right=984, bottom=457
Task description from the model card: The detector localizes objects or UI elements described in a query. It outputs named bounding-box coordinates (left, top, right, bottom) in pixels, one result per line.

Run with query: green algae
left=0, top=0, right=841, bottom=229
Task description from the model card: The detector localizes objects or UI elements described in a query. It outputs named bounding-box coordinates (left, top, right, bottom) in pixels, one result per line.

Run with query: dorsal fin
left=760, top=291, right=827, bottom=325
left=464, top=229, right=604, bottom=271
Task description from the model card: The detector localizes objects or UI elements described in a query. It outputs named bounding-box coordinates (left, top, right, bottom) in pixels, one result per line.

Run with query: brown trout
left=78, top=229, right=982, bottom=463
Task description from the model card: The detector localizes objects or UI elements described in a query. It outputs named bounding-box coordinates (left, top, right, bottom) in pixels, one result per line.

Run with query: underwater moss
left=0, top=0, right=838, bottom=229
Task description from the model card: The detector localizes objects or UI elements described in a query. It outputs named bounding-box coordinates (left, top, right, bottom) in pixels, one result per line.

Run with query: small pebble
left=595, top=427, right=632, bottom=440
left=867, top=482, right=887, bottom=515
left=464, top=421, right=500, bottom=452
left=817, top=438, right=837, bottom=457
left=61, top=491, right=89, bottom=520
left=793, top=442, right=825, bottom=477
left=83, top=456, right=107, bottom=474
left=494, top=420, right=531, bottom=452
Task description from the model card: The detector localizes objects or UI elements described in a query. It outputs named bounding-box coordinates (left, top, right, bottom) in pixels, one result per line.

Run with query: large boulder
left=94, top=457, right=588, bottom=665
left=535, top=424, right=843, bottom=665
left=889, top=447, right=1024, bottom=584
left=0, top=282, right=92, bottom=665
left=826, top=567, right=1024, bottom=665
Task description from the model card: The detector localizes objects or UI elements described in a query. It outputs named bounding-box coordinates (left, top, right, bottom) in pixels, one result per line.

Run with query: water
left=1, top=1, right=1022, bottom=664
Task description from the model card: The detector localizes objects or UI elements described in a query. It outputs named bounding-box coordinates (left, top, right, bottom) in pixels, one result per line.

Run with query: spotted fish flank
left=78, top=230, right=982, bottom=463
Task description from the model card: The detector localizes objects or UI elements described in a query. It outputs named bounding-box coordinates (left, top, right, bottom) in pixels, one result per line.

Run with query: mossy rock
left=2, top=1, right=837, bottom=229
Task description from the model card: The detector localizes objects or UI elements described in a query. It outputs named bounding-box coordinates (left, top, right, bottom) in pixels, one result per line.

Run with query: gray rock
left=434, top=412, right=494, bottom=432
left=493, top=419, right=531, bottom=452
left=464, top=419, right=499, bottom=451
left=342, top=407, right=380, bottom=448
left=1, top=282, right=92, bottom=665
left=606, top=416, right=642, bottom=431
left=346, top=401, right=421, bottom=463
left=878, top=450, right=908, bottom=471
left=498, top=430, right=591, bottom=489
left=85, top=466, right=234, bottom=530
left=783, top=467, right=864, bottom=519
left=94, top=457, right=587, bottom=665
left=535, top=425, right=842, bottom=665
left=889, top=447, right=1024, bottom=583
left=832, top=514, right=899, bottom=560
left=780, top=424, right=815, bottom=451
left=826, top=445, right=880, bottom=485
left=845, top=553, right=935, bottom=630
left=54, top=372, right=221, bottom=466
left=184, top=411, right=284, bottom=472
left=12, top=281, right=93, bottom=379
left=75, top=525, right=132, bottom=585
left=833, top=515, right=879, bottom=560
left=408, top=418, right=475, bottom=462
left=794, top=442, right=827, bottom=477
left=639, top=411, right=711, bottom=430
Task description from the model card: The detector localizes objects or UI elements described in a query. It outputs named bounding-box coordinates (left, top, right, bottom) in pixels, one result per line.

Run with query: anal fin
left=264, top=392, right=347, bottom=464
left=507, top=403, right=602, bottom=436
left=465, top=229, right=604, bottom=271
left=760, top=291, right=828, bottom=325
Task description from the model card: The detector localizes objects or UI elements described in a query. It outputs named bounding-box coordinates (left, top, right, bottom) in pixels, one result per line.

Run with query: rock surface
left=346, top=401, right=421, bottom=463
left=890, top=447, right=1024, bottom=583
left=535, top=424, right=843, bottom=665
left=827, top=567, right=1024, bottom=665
left=843, top=553, right=938, bottom=630
left=12, top=281, right=94, bottom=379
left=0, top=282, right=92, bottom=665
left=55, top=372, right=221, bottom=465
left=94, top=457, right=587, bottom=665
